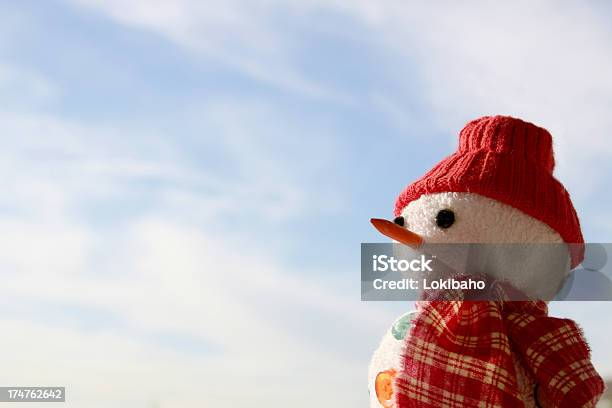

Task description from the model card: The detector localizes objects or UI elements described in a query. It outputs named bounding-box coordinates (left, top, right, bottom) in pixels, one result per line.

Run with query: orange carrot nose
left=370, top=218, right=423, bottom=248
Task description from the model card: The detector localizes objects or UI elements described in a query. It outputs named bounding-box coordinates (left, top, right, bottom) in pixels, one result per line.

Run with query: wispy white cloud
left=0, top=68, right=389, bottom=406
left=69, top=0, right=354, bottom=103
left=0, top=214, right=379, bottom=406
left=70, top=0, right=612, bottom=198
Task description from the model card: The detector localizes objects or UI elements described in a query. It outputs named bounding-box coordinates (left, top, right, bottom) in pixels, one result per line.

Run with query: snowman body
left=370, top=191, right=569, bottom=408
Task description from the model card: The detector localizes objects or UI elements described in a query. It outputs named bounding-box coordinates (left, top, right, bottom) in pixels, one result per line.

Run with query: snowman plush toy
left=368, top=116, right=605, bottom=408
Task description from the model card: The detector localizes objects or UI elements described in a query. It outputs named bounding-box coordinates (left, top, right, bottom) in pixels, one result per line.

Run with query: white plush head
left=399, top=192, right=570, bottom=299
left=400, top=192, right=564, bottom=244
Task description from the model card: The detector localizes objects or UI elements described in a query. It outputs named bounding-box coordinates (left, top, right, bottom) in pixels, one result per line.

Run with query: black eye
left=435, top=209, right=455, bottom=229
left=393, top=216, right=405, bottom=226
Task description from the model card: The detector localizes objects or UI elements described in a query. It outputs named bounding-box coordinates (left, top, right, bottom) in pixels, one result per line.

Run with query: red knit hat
left=394, top=115, right=584, bottom=267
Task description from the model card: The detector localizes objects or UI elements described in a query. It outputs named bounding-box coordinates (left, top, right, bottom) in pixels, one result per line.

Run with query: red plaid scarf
left=395, top=300, right=604, bottom=408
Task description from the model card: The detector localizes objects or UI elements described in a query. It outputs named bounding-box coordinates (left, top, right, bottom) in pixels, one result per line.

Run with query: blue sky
left=1, top=1, right=612, bottom=407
